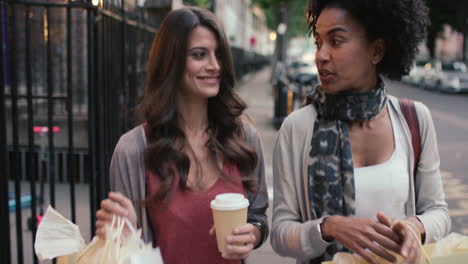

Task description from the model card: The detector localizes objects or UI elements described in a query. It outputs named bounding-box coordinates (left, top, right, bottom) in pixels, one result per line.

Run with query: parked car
left=435, top=61, right=468, bottom=93
left=422, top=61, right=468, bottom=93
left=403, top=59, right=432, bottom=87
left=420, top=60, right=441, bottom=91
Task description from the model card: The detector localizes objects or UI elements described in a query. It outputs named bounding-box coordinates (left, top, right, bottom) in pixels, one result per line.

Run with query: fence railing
left=1, top=0, right=156, bottom=263
left=1, top=1, right=271, bottom=263
left=6, top=147, right=90, bottom=184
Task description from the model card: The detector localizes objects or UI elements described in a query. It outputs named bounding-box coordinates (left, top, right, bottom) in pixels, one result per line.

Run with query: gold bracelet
left=391, top=220, right=432, bottom=264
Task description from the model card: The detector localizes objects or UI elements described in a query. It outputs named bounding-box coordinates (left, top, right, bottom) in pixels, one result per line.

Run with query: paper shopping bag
left=322, top=233, right=468, bottom=264
left=35, top=206, right=164, bottom=264
left=57, top=253, right=79, bottom=264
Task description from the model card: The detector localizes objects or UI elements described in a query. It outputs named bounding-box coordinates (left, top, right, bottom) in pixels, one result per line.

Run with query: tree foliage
left=183, top=0, right=210, bottom=9
left=426, top=0, right=468, bottom=57
left=288, top=0, right=310, bottom=37
left=254, top=0, right=468, bottom=57
left=427, top=0, right=468, bottom=33
left=252, top=0, right=309, bottom=38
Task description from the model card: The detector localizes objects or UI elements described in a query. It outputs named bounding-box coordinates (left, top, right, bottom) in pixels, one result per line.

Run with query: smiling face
left=182, top=26, right=221, bottom=99
left=314, top=7, right=384, bottom=94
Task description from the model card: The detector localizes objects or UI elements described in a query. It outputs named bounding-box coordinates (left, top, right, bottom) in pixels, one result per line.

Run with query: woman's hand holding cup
left=220, top=223, right=260, bottom=259
left=210, top=193, right=252, bottom=259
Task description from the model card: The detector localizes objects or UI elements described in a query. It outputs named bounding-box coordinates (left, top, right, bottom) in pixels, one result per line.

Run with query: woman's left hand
left=210, top=223, right=260, bottom=259
left=377, top=212, right=424, bottom=264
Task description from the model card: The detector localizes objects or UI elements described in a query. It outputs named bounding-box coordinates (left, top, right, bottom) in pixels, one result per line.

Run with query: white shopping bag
left=35, top=206, right=163, bottom=264
left=35, top=206, right=86, bottom=260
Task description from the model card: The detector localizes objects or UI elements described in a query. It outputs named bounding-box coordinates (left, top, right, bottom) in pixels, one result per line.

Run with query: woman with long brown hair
left=94, top=7, right=269, bottom=264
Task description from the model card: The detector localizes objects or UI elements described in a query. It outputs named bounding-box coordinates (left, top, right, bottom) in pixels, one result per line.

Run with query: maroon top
left=146, top=163, right=245, bottom=264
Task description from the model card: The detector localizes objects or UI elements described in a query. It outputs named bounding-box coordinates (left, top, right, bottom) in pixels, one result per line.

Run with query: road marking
left=442, top=170, right=468, bottom=203
left=458, top=200, right=468, bottom=209
left=448, top=209, right=468, bottom=217
left=445, top=192, right=468, bottom=200
left=268, top=187, right=273, bottom=201
left=442, top=177, right=462, bottom=185
left=432, top=110, right=468, bottom=131
left=266, top=166, right=274, bottom=200
left=440, top=170, right=452, bottom=178
left=441, top=170, right=468, bottom=235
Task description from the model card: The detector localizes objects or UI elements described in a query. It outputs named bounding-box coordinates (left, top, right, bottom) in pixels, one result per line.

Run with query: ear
left=371, top=38, right=385, bottom=65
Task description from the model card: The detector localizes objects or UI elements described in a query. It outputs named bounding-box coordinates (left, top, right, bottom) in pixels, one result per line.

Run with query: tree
left=426, top=0, right=468, bottom=60
left=183, top=0, right=210, bottom=9
left=252, top=0, right=287, bottom=30
left=287, top=0, right=310, bottom=38
left=252, top=0, right=309, bottom=38
left=252, top=0, right=309, bottom=80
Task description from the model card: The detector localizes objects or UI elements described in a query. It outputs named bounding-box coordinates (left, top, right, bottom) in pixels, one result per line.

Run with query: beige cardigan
left=270, top=95, right=451, bottom=263
left=108, top=121, right=269, bottom=245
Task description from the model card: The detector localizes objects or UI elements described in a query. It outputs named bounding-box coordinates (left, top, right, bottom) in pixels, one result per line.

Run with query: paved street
left=386, top=79, right=468, bottom=235
left=237, top=68, right=296, bottom=264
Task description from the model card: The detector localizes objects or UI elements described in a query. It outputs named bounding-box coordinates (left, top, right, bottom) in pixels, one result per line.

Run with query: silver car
left=403, top=59, right=432, bottom=87
left=424, top=61, right=468, bottom=93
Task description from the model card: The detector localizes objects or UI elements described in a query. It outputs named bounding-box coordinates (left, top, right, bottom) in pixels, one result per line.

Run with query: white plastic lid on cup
left=210, top=193, right=249, bottom=211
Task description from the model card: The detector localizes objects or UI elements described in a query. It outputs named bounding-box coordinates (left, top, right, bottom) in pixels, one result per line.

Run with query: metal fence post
left=3, top=0, right=157, bottom=260
left=0, top=1, right=12, bottom=262
left=87, top=2, right=98, bottom=237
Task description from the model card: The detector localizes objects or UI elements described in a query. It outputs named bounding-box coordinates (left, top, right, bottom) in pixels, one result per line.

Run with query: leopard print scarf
left=307, top=79, right=387, bottom=263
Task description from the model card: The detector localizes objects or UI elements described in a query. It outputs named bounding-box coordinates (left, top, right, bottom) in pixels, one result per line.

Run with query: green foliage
left=425, top=0, right=468, bottom=56
left=251, top=0, right=284, bottom=30
left=254, top=0, right=468, bottom=40
left=427, top=0, right=468, bottom=33
left=288, top=0, right=309, bottom=37
left=183, top=0, right=210, bottom=9
left=252, top=0, right=309, bottom=38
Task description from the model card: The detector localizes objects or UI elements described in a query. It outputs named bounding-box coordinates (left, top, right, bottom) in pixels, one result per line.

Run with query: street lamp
left=269, top=32, right=277, bottom=41
left=277, top=23, right=287, bottom=35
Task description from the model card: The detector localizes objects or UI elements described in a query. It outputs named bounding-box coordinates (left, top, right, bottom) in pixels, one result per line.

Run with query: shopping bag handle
left=124, top=217, right=137, bottom=235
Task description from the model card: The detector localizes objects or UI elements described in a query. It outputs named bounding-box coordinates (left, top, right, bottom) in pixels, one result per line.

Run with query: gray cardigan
left=270, top=96, right=451, bottom=263
left=108, top=122, right=269, bottom=246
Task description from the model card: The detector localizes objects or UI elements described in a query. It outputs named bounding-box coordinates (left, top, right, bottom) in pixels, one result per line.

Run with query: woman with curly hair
left=94, top=7, right=269, bottom=264
left=271, top=0, right=450, bottom=263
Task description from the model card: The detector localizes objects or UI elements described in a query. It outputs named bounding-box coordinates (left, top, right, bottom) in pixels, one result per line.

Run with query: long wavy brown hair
left=138, top=7, right=258, bottom=204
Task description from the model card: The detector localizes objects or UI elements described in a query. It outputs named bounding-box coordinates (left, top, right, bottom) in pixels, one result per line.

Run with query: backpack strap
left=398, top=98, right=421, bottom=177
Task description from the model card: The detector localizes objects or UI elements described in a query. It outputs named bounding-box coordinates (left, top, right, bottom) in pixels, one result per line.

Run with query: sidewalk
left=237, top=67, right=296, bottom=264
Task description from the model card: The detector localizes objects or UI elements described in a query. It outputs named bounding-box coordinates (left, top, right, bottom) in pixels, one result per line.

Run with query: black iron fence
left=231, top=46, right=270, bottom=79
left=1, top=0, right=155, bottom=263
left=6, top=147, right=90, bottom=183
left=0, top=0, right=270, bottom=263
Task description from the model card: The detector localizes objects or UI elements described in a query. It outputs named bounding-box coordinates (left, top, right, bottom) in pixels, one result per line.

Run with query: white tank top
left=353, top=106, right=409, bottom=220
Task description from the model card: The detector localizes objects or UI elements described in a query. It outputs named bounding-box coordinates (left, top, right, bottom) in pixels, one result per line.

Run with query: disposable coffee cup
left=210, top=193, right=249, bottom=253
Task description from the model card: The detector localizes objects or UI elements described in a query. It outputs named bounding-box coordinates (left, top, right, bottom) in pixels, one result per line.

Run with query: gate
left=0, top=0, right=156, bottom=262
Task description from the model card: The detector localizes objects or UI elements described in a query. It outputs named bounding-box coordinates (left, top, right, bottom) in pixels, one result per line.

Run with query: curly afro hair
left=307, top=0, right=430, bottom=80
